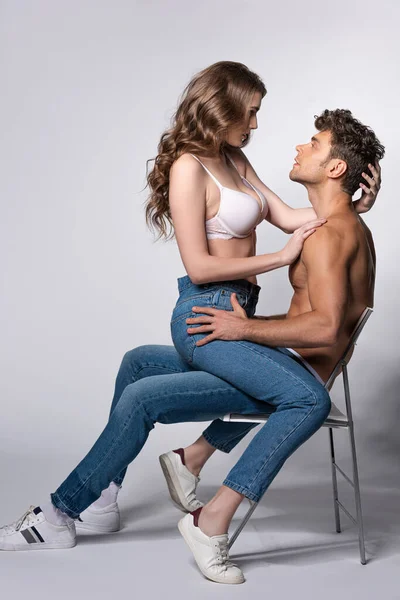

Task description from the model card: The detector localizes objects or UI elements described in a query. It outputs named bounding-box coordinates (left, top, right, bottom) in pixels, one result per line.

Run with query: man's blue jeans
left=51, top=276, right=331, bottom=518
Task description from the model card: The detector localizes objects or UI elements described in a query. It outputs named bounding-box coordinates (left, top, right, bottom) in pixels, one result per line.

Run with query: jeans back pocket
left=170, top=292, right=215, bottom=364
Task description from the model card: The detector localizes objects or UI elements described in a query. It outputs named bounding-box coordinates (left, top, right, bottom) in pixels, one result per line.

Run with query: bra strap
left=189, top=154, right=223, bottom=189
left=225, top=152, right=242, bottom=175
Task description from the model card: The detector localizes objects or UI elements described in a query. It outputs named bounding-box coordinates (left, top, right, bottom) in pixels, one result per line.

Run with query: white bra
left=189, top=153, right=269, bottom=240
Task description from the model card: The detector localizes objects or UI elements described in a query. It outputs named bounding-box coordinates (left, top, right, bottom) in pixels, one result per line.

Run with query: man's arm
left=242, top=227, right=351, bottom=347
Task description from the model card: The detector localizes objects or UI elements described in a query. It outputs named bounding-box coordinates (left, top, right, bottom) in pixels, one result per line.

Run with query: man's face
left=289, top=130, right=333, bottom=185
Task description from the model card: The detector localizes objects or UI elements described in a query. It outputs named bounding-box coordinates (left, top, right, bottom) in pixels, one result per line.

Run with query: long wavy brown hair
left=144, top=61, right=267, bottom=241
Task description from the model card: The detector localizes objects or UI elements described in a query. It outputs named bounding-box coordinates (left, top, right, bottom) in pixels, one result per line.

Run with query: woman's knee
left=112, top=381, right=153, bottom=422
left=122, top=345, right=154, bottom=368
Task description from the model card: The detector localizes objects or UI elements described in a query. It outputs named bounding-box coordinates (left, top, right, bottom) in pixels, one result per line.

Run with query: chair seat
left=223, top=401, right=348, bottom=429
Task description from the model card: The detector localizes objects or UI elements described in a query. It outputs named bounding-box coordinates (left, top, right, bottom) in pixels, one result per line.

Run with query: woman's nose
left=250, top=116, right=258, bottom=130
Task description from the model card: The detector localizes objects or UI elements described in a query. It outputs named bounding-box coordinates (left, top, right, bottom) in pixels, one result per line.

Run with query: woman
left=1, top=62, right=380, bottom=584
left=148, top=60, right=379, bottom=520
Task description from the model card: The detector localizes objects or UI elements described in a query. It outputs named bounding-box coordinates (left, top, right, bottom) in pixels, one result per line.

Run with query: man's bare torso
left=287, top=213, right=376, bottom=382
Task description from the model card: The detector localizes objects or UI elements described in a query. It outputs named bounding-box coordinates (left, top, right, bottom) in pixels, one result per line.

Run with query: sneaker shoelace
left=3, top=505, right=37, bottom=535
left=211, top=538, right=237, bottom=572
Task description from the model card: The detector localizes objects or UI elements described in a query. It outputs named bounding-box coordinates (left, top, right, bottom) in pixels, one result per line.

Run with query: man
left=156, top=108, right=382, bottom=582
left=0, top=110, right=383, bottom=586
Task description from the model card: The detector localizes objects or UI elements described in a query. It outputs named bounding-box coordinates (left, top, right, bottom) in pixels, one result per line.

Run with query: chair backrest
left=324, top=307, right=373, bottom=391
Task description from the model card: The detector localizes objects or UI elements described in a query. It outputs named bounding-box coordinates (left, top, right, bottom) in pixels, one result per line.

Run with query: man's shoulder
left=304, top=222, right=343, bottom=248
left=302, top=220, right=355, bottom=266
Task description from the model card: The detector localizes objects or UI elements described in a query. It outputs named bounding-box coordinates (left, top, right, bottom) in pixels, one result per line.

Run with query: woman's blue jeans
left=51, top=276, right=331, bottom=518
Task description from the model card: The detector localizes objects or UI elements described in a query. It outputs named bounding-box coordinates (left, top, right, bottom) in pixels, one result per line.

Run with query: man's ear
left=327, top=159, right=347, bottom=180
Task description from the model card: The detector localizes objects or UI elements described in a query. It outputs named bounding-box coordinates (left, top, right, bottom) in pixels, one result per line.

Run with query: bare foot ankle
left=197, top=506, right=228, bottom=537
left=182, top=449, right=202, bottom=478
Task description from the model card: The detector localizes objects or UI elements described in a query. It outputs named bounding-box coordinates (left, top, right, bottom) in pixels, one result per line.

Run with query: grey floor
left=1, top=444, right=399, bottom=600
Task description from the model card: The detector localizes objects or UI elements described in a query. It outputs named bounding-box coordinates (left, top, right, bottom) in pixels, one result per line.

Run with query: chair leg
left=228, top=499, right=258, bottom=550
left=348, top=420, right=367, bottom=565
left=342, top=364, right=367, bottom=565
left=329, top=427, right=341, bottom=533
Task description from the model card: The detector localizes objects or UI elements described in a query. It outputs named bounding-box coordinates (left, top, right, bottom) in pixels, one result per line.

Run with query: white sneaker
left=178, top=510, right=245, bottom=584
left=159, top=449, right=204, bottom=513
left=76, top=502, right=120, bottom=533
left=0, top=506, right=76, bottom=551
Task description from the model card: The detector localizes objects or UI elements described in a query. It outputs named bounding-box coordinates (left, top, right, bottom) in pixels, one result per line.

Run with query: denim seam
left=135, top=364, right=187, bottom=377
left=174, top=293, right=214, bottom=311
left=198, top=341, right=326, bottom=490
left=224, top=341, right=329, bottom=498
left=245, top=394, right=318, bottom=494
left=234, top=340, right=325, bottom=396
left=171, top=311, right=201, bottom=327
left=123, top=355, right=189, bottom=390
left=55, top=387, right=236, bottom=514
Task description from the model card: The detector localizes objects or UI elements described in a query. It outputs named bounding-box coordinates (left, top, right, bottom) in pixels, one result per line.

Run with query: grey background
left=0, top=0, right=398, bottom=598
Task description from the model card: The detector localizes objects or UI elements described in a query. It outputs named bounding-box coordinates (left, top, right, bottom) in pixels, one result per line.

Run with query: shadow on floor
left=76, top=478, right=400, bottom=567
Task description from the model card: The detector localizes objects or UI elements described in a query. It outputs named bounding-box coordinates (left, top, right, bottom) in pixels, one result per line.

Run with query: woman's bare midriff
left=207, top=231, right=258, bottom=285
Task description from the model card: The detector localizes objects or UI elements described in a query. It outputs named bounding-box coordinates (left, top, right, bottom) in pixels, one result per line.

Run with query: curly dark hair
left=315, top=109, right=385, bottom=196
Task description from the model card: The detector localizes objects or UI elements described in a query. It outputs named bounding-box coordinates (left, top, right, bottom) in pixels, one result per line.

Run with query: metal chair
left=223, top=307, right=373, bottom=565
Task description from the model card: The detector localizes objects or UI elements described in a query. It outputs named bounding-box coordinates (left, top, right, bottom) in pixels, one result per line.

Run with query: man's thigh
left=190, top=339, right=326, bottom=405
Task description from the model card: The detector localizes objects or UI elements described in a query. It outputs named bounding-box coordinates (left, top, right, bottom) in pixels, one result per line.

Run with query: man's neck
left=306, top=184, right=354, bottom=218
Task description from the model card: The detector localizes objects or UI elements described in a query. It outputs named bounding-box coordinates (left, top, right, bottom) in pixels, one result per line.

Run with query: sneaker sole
left=178, top=517, right=244, bottom=585
left=75, top=520, right=120, bottom=533
left=159, top=453, right=192, bottom=513
left=76, top=522, right=121, bottom=533
left=0, top=538, right=77, bottom=551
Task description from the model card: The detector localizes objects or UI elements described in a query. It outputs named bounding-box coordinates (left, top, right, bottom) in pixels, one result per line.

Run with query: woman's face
left=225, top=91, right=262, bottom=148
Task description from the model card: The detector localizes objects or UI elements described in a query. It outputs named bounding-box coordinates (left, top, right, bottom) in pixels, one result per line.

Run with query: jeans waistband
left=177, top=275, right=261, bottom=298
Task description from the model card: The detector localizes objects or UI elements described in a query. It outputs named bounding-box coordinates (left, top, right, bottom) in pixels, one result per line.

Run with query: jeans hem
left=202, top=430, right=232, bottom=454
left=223, top=479, right=260, bottom=503
left=51, top=492, right=79, bottom=519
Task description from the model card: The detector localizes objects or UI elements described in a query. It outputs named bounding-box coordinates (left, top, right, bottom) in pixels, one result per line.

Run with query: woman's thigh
left=134, top=369, right=267, bottom=424
left=122, top=344, right=195, bottom=379
left=170, top=277, right=328, bottom=409
left=109, top=344, right=195, bottom=418
left=172, top=295, right=326, bottom=406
